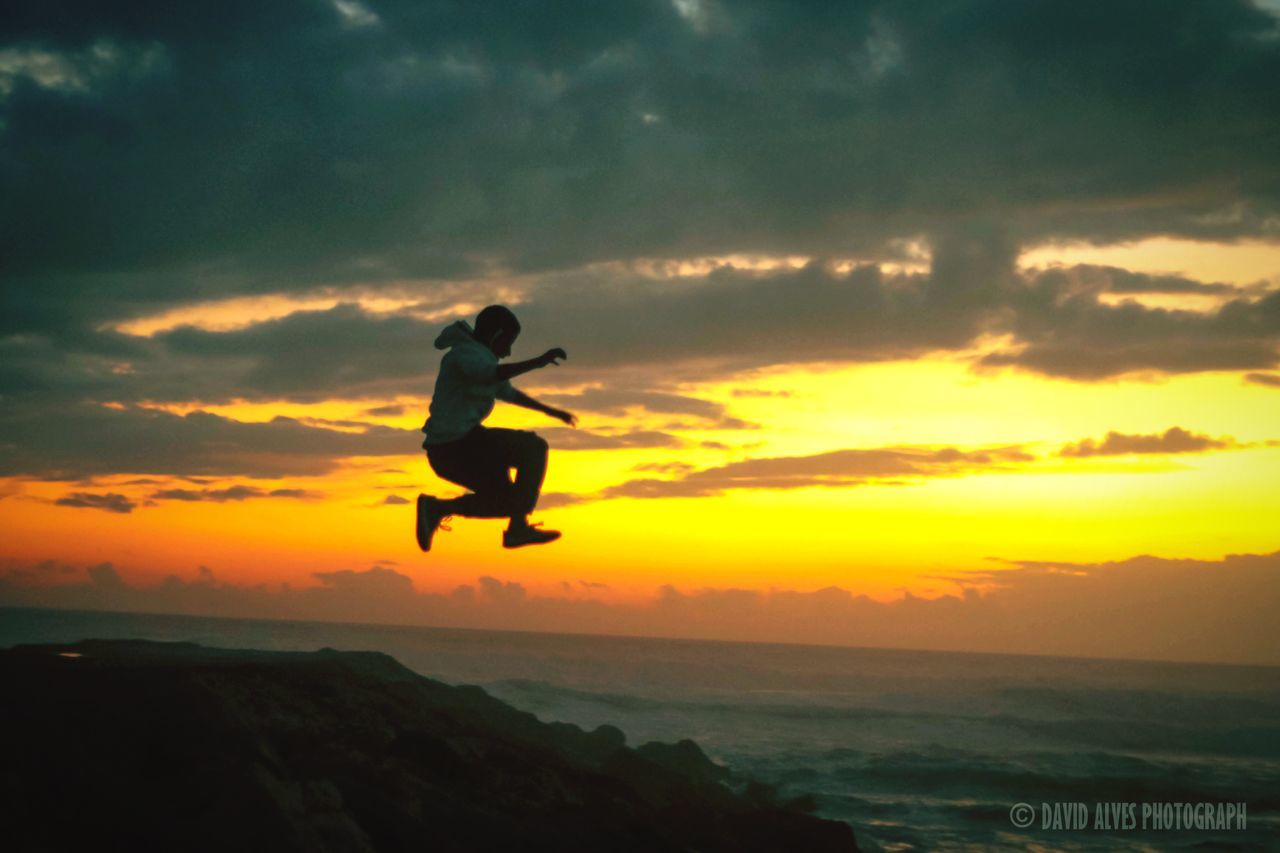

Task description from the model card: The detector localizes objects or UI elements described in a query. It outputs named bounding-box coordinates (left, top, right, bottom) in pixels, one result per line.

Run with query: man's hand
left=550, top=408, right=578, bottom=427
left=539, top=348, right=568, bottom=367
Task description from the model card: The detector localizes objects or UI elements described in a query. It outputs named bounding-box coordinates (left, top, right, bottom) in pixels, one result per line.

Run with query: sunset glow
left=4, top=0, right=1280, bottom=665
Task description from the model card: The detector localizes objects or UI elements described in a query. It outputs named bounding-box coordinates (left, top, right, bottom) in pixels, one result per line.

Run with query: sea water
left=3, top=606, right=1276, bottom=851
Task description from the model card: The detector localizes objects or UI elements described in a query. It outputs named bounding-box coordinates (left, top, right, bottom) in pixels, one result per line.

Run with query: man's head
left=474, top=304, right=521, bottom=358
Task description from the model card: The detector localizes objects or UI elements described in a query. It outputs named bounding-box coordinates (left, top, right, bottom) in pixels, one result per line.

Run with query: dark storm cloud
left=1059, top=426, right=1237, bottom=457
left=4, top=0, right=1280, bottom=337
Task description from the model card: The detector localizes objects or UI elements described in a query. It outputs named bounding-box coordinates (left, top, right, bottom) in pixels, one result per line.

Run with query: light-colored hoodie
left=421, top=320, right=517, bottom=446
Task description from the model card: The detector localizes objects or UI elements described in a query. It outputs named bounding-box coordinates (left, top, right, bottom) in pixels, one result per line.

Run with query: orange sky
left=4, top=238, right=1278, bottom=616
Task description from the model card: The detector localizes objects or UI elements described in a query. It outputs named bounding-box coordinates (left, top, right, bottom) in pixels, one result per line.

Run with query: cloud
left=0, top=404, right=420, bottom=479
left=3, top=549, right=1277, bottom=665
left=4, top=0, right=1279, bottom=337
left=147, top=304, right=446, bottom=403
left=730, top=389, right=794, bottom=398
left=540, top=427, right=683, bottom=450
left=976, top=273, right=1280, bottom=380
left=262, top=488, right=313, bottom=499
left=542, top=387, right=756, bottom=429
left=1245, top=372, right=1280, bottom=388
left=1053, top=265, right=1246, bottom=296
left=513, top=244, right=1011, bottom=377
left=632, top=461, right=697, bottom=475
left=53, top=492, right=136, bottom=513
left=535, top=492, right=589, bottom=510
left=149, top=485, right=322, bottom=502
left=311, top=566, right=417, bottom=598
left=86, top=562, right=126, bottom=588
left=3, top=250, right=1275, bottom=419
left=0, top=558, right=81, bottom=583
left=590, top=443, right=1036, bottom=500
left=3, top=0, right=1280, bottom=483
left=0, top=37, right=170, bottom=99
left=364, top=404, right=407, bottom=416
left=3, top=254, right=1274, bottom=480
left=477, top=575, right=527, bottom=605
left=1059, top=426, right=1238, bottom=457
left=331, top=0, right=380, bottom=30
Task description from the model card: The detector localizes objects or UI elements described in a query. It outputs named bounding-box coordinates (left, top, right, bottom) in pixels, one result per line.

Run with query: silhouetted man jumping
left=416, top=305, right=577, bottom=551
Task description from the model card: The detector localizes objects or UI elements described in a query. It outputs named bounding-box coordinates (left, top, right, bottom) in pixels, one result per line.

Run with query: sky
left=2, top=0, right=1279, bottom=665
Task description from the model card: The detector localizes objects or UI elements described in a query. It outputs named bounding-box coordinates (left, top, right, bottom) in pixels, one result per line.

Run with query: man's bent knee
left=518, top=432, right=549, bottom=458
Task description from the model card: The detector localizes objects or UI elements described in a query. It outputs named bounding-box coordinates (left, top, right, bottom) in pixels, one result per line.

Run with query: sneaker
left=416, top=494, right=452, bottom=552
left=502, top=523, right=561, bottom=549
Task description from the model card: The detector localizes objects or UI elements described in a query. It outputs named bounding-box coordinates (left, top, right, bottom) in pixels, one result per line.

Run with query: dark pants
left=426, top=426, right=548, bottom=520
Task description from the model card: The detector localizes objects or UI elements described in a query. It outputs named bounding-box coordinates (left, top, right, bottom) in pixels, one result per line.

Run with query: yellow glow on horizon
left=7, top=353, right=1277, bottom=609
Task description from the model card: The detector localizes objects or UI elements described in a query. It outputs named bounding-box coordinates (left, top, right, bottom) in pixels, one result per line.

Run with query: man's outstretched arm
left=501, top=387, right=577, bottom=426
left=495, top=348, right=567, bottom=381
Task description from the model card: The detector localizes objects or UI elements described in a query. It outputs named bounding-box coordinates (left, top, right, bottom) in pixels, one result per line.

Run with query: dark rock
left=636, top=738, right=731, bottom=786
left=0, top=639, right=858, bottom=852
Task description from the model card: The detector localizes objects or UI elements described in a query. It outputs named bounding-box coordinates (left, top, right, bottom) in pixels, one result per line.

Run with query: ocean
left=3, top=606, right=1276, bottom=851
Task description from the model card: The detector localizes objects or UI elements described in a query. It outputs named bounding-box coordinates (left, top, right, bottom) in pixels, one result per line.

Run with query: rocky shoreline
left=1, top=639, right=858, bottom=852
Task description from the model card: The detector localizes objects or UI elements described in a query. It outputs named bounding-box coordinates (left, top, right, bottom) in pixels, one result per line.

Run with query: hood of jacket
left=434, top=320, right=478, bottom=350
